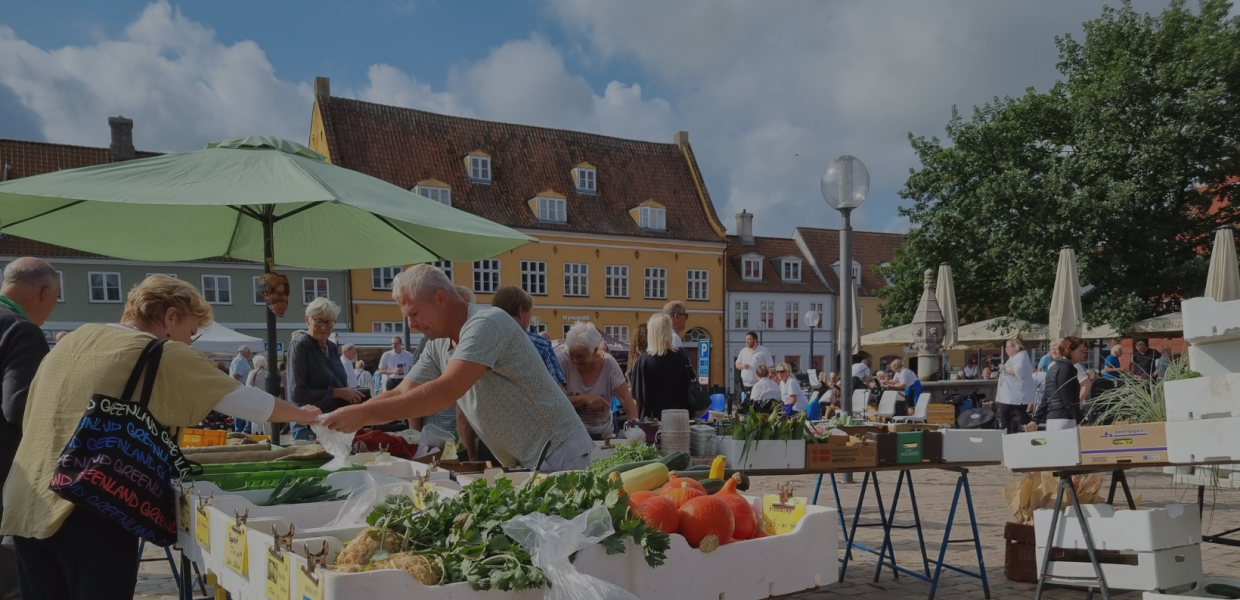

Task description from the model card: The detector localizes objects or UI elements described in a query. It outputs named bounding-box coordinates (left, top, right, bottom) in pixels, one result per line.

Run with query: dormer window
left=528, top=191, right=567, bottom=223
left=629, top=201, right=667, bottom=231
left=832, top=259, right=862, bottom=285
left=573, top=163, right=597, bottom=194
left=465, top=151, right=491, bottom=183
left=415, top=179, right=451, bottom=206
left=782, top=259, right=802, bottom=282
left=742, top=256, right=763, bottom=281
left=879, top=262, right=894, bottom=286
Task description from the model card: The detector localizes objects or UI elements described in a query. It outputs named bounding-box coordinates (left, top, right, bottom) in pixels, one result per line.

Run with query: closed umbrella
left=1204, top=227, right=1240, bottom=302
left=935, top=263, right=958, bottom=349
left=1048, top=247, right=1084, bottom=341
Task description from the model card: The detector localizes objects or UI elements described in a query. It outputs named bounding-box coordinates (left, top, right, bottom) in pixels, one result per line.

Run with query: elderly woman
left=886, top=358, right=923, bottom=416
left=354, top=360, right=374, bottom=391
left=747, top=364, right=782, bottom=410
left=557, top=322, right=638, bottom=437
left=288, top=297, right=362, bottom=440
left=630, top=313, right=693, bottom=418
left=1, top=275, right=318, bottom=600
left=996, top=339, right=1035, bottom=434
left=773, top=363, right=805, bottom=417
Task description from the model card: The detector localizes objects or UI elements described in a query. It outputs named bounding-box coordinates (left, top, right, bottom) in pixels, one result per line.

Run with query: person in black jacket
left=629, top=313, right=693, bottom=418
left=0, top=257, right=61, bottom=599
left=1035, top=336, right=1092, bottom=431
left=288, top=298, right=362, bottom=440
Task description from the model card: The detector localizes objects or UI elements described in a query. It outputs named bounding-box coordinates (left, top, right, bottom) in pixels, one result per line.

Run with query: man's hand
left=322, top=404, right=372, bottom=433
left=334, top=387, right=365, bottom=404
left=295, top=406, right=322, bottom=425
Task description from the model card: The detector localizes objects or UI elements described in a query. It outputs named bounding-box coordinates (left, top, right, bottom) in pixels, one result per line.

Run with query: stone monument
left=912, top=268, right=945, bottom=382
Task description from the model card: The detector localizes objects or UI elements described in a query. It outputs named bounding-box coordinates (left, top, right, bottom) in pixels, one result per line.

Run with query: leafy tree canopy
left=879, top=0, right=1240, bottom=335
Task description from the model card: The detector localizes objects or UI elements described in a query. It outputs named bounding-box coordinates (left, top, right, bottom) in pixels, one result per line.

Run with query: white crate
left=348, top=453, right=433, bottom=480
left=1144, top=577, right=1240, bottom=599
left=719, top=439, right=806, bottom=470
left=1036, top=544, right=1203, bottom=592
left=1164, top=373, right=1240, bottom=421
left=941, top=430, right=1004, bottom=463
left=1181, top=297, right=1240, bottom=345
left=1166, top=417, right=1240, bottom=464
left=1003, top=429, right=1081, bottom=470
left=1034, top=504, right=1201, bottom=552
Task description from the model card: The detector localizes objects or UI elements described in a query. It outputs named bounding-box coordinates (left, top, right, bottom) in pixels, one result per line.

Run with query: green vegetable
left=658, top=452, right=691, bottom=471
left=590, top=442, right=661, bottom=475
left=599, top=459, right=660, bottom=478
left=1204, top=583, right=1240, bottom=599
left=254, top=475, right=351, bottom=506
left=672, top=469, right=750, bottom=491
left=699, top=478, right=724, bottom=494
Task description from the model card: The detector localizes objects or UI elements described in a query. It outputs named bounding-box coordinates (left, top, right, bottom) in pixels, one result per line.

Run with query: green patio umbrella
left=0, top=136, right=535, bottom=442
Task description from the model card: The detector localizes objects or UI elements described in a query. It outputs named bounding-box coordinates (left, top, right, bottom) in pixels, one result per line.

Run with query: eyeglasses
left=311, top=319, right=336, bottom=327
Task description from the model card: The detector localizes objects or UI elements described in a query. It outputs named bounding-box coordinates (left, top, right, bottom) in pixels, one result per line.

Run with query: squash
left=619, top=463, right=669, bottom=494
left=678, top=495, right=735, bottom=551
left=699, top=479, right=725, bottom=495
left=660, top=481, right=705, bottom=509
left=668, top=469, right=751, bottom=491
left=600, top=459, right=661, bottom=478
left=708, top=455, right=726, bottom=479
left=714, top=472, right=742, bottom=496
left=659, top=472, right=707, bottom=494
left=634, top=496, right=680, bottom=534
left=627, top=490, right=657, bottom=510
left=658, top=452, right=692, bottom=471
left=714, top=474, right=755, bottom=540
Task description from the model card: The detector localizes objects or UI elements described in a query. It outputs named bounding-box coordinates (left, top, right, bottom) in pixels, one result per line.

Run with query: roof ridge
left=0, top=137, right=159, bottom=155
left=795, top=225, right=904, bottom=238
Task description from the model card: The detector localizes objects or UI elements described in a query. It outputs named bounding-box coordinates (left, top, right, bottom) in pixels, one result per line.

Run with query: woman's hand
left=322, top=404, right=371, bottom=433
left=334, top=387, right=365, bottom=404
left=295, top=405, right=322, bottom=425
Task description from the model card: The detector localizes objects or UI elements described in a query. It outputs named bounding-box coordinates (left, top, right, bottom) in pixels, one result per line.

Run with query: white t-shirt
left=780, top=378, right=806, bottom=410
left=379, top=349, right=414, bottom=380
left=894, top=367, right=918, bottom=389
left=736, top=345, right=775, bottom=387
left=672, top=331, right=684, bottom=348
left=340, top=355, right=358, bottom=388
left=749, top=378, right=781, bottom=402
left=851, top=363, right=871, bottom=379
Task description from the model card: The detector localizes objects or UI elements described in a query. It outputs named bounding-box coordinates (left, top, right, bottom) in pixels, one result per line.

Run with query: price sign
left=297, top=566, right=323, bottom=600
left=265, top=552, right=291, bottom=600
left=412, top=482, right=435, bottom=510
left=178, top=492, right=191, bottom=532
left=761, top=495, right=807, bottom=535
left=194, top=507, right=211, bottom=551
left=224, top=525, right=248, bottom=576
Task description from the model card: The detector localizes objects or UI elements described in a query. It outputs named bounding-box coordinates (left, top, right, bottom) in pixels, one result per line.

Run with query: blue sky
left=0, top=0, right=1184, bottom=236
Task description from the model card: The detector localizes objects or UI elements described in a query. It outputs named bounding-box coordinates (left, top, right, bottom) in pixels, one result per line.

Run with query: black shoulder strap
left=137, top=340, right=166, bottom=408
left=120, top=338, right=161, bottom=401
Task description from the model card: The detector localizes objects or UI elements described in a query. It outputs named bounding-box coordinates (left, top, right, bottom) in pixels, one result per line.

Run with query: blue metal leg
left=905, top=471, right=932, bottom=578
left=961, top=471, right=990, bottom=599
left=813, top=473, right=823, bottom=506
left=840, top=471, right=872, bottom=582
left=928, top=475, right=964, bottom=600
left=869, top=470, right=895, bottom=579
left=874, top=470, right=906, bottom=582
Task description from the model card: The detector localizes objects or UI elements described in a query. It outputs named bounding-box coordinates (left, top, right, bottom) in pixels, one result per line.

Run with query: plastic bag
left=414, top=424, right=453, bottom=459
left=623, top=426, right=645, bottom=444
left=502, top=507, right=640, bottom=600
left=325, top=471, right=410, bottom=528
left=311, top=416, right=355, bottom=471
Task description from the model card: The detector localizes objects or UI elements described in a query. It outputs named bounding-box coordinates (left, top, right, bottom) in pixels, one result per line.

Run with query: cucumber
left=600, top=459, right=661, bottom=478
left=1204, top=583, right=1240, bottom=599
left=700, top=479, right=725, bottom=494
left=673, top=469, right=749, bottom=491
left=658, top=452, right=691, bottom=471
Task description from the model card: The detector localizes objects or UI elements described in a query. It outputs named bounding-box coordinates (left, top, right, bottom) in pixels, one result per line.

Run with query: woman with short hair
left=354, top=360, right=373, bottom=391
left=558, top=322, right=638, bottom=437
left=747, top=364, right=782, bottom=410
left=288, top=297, right=361, bottom=440
left=629, top=314, right=693, bottom=417
left=773, top=363, right=805, bottom=416
left=996, top=339, right=1035, bottom=433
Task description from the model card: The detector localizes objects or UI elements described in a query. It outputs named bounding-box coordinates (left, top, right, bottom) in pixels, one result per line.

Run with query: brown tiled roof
left=725, top=235, right=830, bottom=294
left=794, top=227, right=903, bottom=297
left=315, top=96, right=726, bottom=242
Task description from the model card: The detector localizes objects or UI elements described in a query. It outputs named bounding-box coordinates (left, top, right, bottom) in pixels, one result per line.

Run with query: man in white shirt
left=850, top=355, right=871, bottom=381
left=340, top=343, right=359, bottom=388
left=734, top=331, right=774, bottom=397
left=378, top=336, right=413, bottom=391
left=663, top=300, right=688, bottom=348
left=229, top=347, right=253, bottom=382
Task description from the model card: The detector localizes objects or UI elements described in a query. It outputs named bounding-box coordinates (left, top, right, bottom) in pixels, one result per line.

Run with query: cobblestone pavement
left=135, top=465, right=1239, bottom=599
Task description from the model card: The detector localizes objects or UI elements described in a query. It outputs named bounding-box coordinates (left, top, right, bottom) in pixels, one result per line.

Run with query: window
left=832, top=260, right=862, bottom=286
left=535, top=197, right=567, bottom=222
left=416, top=185, right=451, bottom=206
left=88, top=272, right=122, bottom=303
left=643, top=267, right=667, bottom=299
left=809, top=302, right=825, bottom=327
left=564, top=263, right=589, bottom=297
left=639, top=206, right=666, bottom=230
left=431, top=261, right=453, bottom=282
left=467, top=155, right=491, bottom=182
left=303, top=277, right=330, bottom=304
left=742, top=257, right=762, bottom=281
left=879, top=262, right=894, bottom=287
left=56, top=271, right=64, bottom=302
left=783, top=356, right=800, bottom=373
left=782, top=260, right=801, bottom=282
left=605, top=265, right=629, bottom=298
left=734, top=301, right=749, bottom=329
left=605, top=325, right=629, bottom=342
left=785, top=301, right=800, bottom=329
left=201, top=275, right=232, bottom=305
left=521, top=261, right=547, bottom=295
left=563, top=324, right=574, bottom=338
left=686, top=269, right=709, bottom=301
left=372, top=267, right=401, bottom=290
left=372, top=321, right=405, bottom=333
left=528, top=323, right=547, bottom=334
left=473, top=259, right=500, bottom=293
left=759, top=301, right=775, bottom=329
left=252, top=276, right=266, bottom=305
left=576, top=168, right=596, bottom=193
left=146, top=272, right=177, bottom=279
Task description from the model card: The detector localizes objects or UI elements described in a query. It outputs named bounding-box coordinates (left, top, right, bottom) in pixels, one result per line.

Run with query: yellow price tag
left=178, top=492, right=191, bottom=532
left=265, top=552, right=290, bottom=600
left=224, top=525, right=248, bottom=577
left=761, top=495, right=807, bottom=535
left=412, top=482, right=435, bottom=510
left=297, top=566, right=323, bottom=600
left=194, top=507, right=211, bottom=551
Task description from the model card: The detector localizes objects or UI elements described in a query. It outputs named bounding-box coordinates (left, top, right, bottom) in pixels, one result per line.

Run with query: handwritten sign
left=178, top=492, right=191, bottom=532
left=762, top=494, right=807, bottom=535
left=224, top=525, right=248, bottom=576
left=297, top=566, right=323, bottom=600
left=265, top=552, right=290, bottom=600
left=194, top=507, right=211, bottom=551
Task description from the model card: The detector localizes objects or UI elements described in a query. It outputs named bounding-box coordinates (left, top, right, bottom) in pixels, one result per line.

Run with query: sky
left=0, top=0, right=1186, bottom=237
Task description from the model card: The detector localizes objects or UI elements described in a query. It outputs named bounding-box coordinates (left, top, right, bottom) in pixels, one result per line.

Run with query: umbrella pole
left=263, top=212, right=283, bottom=446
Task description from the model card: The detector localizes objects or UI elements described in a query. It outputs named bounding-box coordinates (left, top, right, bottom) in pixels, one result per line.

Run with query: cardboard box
left=1002, top=429, right=1081, bottom=470
left=865, top=430, right=924, bottom=464
left=941, top=430, right=1004, bottom=463
left=1078, top=423, right=1168, bottom=466
left=835, top=425, right=888, bottom=437
left=1166, top=417, right=1240, bottom=464
left=805, top=436, right=879, bottom=469
left=927, top=404, right=956, bottom=426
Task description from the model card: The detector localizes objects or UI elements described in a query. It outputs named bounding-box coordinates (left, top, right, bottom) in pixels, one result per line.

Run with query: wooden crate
left=927, top=404, right=955, bottom=425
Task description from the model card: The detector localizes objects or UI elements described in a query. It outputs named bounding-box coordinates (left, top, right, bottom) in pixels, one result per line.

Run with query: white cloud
left=355, top=64, right=475, bottom=118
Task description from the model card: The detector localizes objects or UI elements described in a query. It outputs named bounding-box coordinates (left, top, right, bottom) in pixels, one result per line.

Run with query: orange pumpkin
left=634, top=496, right=680, bottom=534
left=714, top=473, right=742, bottom=496
left=716, top=494, right=756, bottom=540
left=659, top=472, right=707, bottom=495
left=678, top=496, right=735, bottom=551
left=628, top=490, right=657, bottom=511
left=660, top=481, right=705, bottom=509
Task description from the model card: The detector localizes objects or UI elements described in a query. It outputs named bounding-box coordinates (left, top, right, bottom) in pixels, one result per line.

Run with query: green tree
left=880, top=0, right=1240, bottom=334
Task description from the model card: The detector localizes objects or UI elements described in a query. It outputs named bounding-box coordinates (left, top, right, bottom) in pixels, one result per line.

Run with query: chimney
left=674, top=130, right=689, bottom=147
left=108, top=116, right=135, bottom=161
left=315, top=76, right=331, bottom=98
left=736, top=210, right=755, bottom=245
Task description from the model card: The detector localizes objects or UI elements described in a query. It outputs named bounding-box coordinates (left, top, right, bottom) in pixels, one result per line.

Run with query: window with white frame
left=372, top=267, right=401, bottom=290
left=535, top=197, right=567, bottom=222
left=832, top=260, right=862, bottom=286
left=416, top=185, right=451, bottom=206
left=759, top=301, right=775, bottom=329
left=252, top=276, right=266, bottom=305
left=564, top=263, right=588, bottom=297
left=742, top=257, right=762, bottom=281
left=473, top=259, right=500, bottom=293
left=146, top=272, right=177, bottom=279
left=605, top=265, right=628, bottom=298
left=576, top=168, right=596, bottom=193
left=643, top=267, right=667, bottom=300
left=785, top=301, right=800, bottom=329
left=782, top=259, right=802, bottom=282
left=734, top=301, right=749, bottom=329
left=201, top=275, right=232, bottom=305
left=639, top=206, right=666, bottom=230
left=303, top=277, right=330, bottom=304
left=604, top=325, right=629, bottom=342
left=528, top=323, right=547, bottom=334
left=56, top=271, right=64, bottom=302
left=563, top=324, right=574, bottom=338
left=372, top=321, right=405, bottom=333
left=521, top=261, right=547, bottom=295
left=809, top=302, right=825, bottom=326
left=88, top=272, right=122, bottom=303
left=431, top=261, right=453, bottom=282
left=686, top=269, right=709, bottom=301
left=467, top=155, right=491, bottom=182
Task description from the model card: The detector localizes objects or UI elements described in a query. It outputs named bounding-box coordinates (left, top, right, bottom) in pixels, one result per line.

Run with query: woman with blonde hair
left=629, top=313, right=693, bottom=418
left=288, top=297, right=361, bottom=440
left=1, top=275, right=318, bottom=600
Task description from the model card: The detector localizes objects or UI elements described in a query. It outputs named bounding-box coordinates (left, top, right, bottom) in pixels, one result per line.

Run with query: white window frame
left=686, top=269, right=709, bottom=301
left=605, top=265, right=629, bottom=298
left=639, top=206, right=666, bottom=230
left=576, top=168, right=597, bottom=193
left=56, top=270, right=64, bottom=303
left=832, top=260, right=862, bottom=286
left=782, top=259, right=802, bottom=282
left=146, top=272, right=177, bottom=279
left=371, top=321, right=405, bottom=333
left=760, top=301, right=775, bottom=329
left=468, top=155, right=491, bottom=182
left=430, top=261, right=453, bottom=283
left=520, top=261, right=548, bottom=296
left=535, top=197, right=567, bottom=223
left=742, top=257, right=763, bottom=281
left=785, top=301, right=800, bottom=329
left=473, top=259, right=501, bottom=294
left=252, top=276, right=266, bottom=305
left=643, top=267, right=667, bottom=300
left=372, top=267, right=402, bottom=290
left=734, top=301, right=749, bottom=329
left=302, top=277, right=330, bottom=305
left=528, top=323, right=547, bottom=334
left=604, top=325, right=629, bottom=342
left=416, top=185, right=451, bottom=206
left=201, top=275, right=233, bottom=305
left=809, top=302, right=825, bottom=327
left=88, top=271, right=122, bottom=304
left=564, top=263, right=589, bottom=297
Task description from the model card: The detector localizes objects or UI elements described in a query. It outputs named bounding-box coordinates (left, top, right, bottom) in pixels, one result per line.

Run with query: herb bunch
left=588, top=442, right=661, bottom=475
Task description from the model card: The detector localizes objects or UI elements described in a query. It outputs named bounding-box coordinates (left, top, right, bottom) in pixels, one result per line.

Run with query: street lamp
left=530, top=315, right=541, bottom=333
left=756, top=319, right=766, bottom=345
left=805, top=309, right=820, bottom=384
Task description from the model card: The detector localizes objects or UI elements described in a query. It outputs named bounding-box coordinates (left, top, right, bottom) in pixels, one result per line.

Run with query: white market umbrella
left=1205, top=227, right=1240, bottom=302
left=957, top=318, right=1050, bottom=344
left=935, top=263, right=959, bottom=349
left=860, top=323, right=915, bottom=346
left=1048, top=247, right=1084, bottom=341
left=192, top=323, right=264, bottom=354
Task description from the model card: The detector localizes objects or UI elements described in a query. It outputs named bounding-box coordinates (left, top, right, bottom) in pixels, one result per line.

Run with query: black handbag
left=681, top=349, right=712, bottom=412
left=50, top=339, right=201, bottom=546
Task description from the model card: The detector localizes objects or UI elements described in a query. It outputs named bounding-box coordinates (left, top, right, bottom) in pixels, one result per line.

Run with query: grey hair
left=3, top=259, right=58, bottom=288
left=305, top=297, right=340, bottom=321
left=565, top=321, right=603, bottom=353
left=253, top=354, right=269, bottom=369
left=392, top=264, right=457, bottom=302
left=341, top=343, right=357, bottom=352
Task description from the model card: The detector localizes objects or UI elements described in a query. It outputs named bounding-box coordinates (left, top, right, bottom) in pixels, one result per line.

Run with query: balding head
left=1, top=257, right=60, bottom=326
